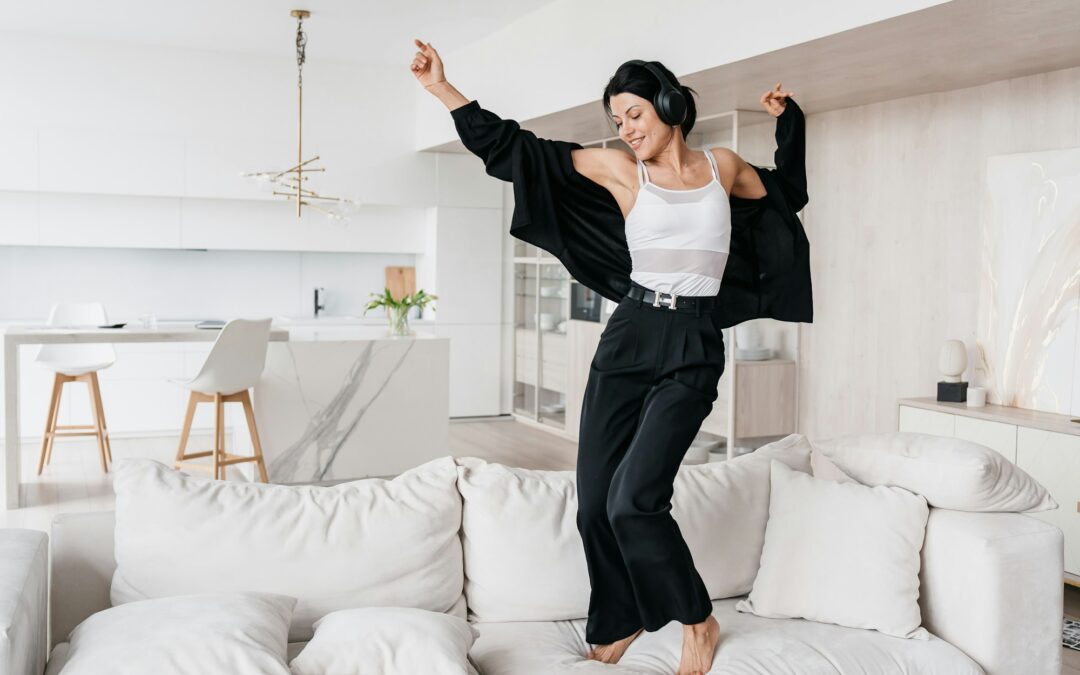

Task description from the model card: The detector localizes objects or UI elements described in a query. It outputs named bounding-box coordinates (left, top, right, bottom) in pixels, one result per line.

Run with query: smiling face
left=609, top=92, right=677, bottom=159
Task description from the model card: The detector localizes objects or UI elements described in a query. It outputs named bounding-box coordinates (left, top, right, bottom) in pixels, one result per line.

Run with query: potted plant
left=363, top=288, right=437, bottom=336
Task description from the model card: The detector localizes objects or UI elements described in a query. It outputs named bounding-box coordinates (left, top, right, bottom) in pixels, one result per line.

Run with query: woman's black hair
left=602, top=60, right=698, bottom=139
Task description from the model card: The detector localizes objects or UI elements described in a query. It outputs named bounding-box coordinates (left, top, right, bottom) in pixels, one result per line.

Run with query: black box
left=937, top=381, right=968, bottom=402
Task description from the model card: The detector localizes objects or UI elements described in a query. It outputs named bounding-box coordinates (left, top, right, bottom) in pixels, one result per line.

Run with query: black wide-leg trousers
left=576, top=281, right=726, bottom=646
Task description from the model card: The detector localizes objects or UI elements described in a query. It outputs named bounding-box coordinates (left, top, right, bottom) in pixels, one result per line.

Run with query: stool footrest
left=176, top=453, right=260, bottom=467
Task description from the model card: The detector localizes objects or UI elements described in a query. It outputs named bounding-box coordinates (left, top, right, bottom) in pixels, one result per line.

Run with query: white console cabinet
left=898, top=397, right=1080, bottom=583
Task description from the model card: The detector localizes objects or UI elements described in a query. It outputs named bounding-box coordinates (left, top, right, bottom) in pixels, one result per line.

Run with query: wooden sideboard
left=897, top=397, right=1080, bottom=584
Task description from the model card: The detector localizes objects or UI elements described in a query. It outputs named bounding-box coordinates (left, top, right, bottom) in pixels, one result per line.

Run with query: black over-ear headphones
left=621, top=59, right=687, bottom=127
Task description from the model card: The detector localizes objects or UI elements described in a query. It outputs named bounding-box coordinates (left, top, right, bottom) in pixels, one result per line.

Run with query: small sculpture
left=937, top=339, right=969, bottom=402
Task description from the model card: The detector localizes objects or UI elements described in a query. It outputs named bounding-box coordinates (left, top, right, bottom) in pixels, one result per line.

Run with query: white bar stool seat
left=34, top=302, right=117, bottom=475
left=170, top=318, right=272, bottom=481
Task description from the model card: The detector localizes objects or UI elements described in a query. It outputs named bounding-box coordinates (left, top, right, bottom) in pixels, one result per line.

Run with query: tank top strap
left=703, top=148, right=719, bottom=182
left=636, top=158, right=650, bottom=187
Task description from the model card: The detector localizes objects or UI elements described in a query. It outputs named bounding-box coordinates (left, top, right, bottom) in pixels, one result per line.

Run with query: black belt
left=625, top=281, right=719, bottom=311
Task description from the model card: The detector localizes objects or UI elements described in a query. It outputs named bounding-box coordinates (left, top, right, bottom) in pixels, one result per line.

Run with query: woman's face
left=609, top=91, right=671, bottom=158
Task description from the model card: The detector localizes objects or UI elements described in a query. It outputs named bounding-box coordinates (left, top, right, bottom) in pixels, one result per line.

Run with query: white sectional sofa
left=0, top=432, right=1064, bottom=675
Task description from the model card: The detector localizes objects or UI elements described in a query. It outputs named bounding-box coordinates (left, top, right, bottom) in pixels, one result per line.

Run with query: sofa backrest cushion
left=109, top=457, right=466, bottom=642
left=455, top=433, right=813, bottom=622
left=813, top=431, right=1057, bottom=512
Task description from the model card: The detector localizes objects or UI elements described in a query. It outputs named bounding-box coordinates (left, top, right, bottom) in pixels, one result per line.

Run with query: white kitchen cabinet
left=0, top=192, right=39, bottom=246
left=39, top=193, right=182, bottom=249
left=433, top=321, right=502, bottom=419
left=38, top=128, right=185, bottom=197
left=0, top=131, right=39, bottom=192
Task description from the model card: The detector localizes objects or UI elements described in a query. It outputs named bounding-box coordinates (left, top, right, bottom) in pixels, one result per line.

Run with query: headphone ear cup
left=657, top=89, right=687, bottom=127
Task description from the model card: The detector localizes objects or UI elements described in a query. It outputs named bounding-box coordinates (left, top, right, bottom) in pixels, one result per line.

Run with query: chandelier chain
left=295, top=15, right=307, bottom=88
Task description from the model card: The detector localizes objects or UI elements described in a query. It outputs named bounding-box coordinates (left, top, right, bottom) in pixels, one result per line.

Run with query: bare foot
left=677, top=615, right=720, bottom=675
left=585, top=626, right=644, bottom=664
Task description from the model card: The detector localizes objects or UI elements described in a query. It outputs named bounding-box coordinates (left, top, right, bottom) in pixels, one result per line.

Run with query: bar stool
left=171, top=318, right=272, bottom=481
left=35, top=302, right=117, bottom=475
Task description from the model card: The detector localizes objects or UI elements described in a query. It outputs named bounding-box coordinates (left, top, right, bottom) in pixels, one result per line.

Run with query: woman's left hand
left=761, top=82, right=795, bottom=117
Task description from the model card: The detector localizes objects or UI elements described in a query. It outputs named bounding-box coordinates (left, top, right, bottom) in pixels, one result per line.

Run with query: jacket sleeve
left=769, top=97, right=808, bottom=212
left=450, top=99, right=519, bottom=182
left=450, top=99, right=576, bottom=257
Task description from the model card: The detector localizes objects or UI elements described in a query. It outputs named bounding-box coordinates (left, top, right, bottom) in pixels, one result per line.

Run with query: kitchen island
left=240, top=325, right=449, bottom=484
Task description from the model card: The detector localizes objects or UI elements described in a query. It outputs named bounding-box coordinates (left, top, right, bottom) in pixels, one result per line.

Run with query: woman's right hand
left=410, top=39, right=446, bottom=90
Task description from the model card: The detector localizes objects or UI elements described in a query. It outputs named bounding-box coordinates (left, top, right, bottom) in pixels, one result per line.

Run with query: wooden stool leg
left=85, top=375, right=108, bottom=474
left=213, top=393, right=224, bottom=480
left=37, top=374, right=63, bottom=475
left=240, top=390, right=269, bottom=483
left=174, top=392, right=198, bottom=469
left=45, top=376, right=67, bottom=467
left=90, top=372, right=113, bottom=464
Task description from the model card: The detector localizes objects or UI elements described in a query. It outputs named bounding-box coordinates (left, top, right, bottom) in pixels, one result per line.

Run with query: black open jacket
left=450, top=97, right=812, bottom=329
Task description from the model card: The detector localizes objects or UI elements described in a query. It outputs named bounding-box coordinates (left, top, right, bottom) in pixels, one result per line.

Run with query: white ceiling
left=425, top=0, right=1080, bottom=151
left=0, top=0, right=559, bottom=64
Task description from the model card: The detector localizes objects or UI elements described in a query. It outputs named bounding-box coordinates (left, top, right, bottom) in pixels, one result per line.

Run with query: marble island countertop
left=282, top=325, right=443, bottom=342
left=273, top=315, right=435, bottom=326
left=272, top=315, right=441, bottom=342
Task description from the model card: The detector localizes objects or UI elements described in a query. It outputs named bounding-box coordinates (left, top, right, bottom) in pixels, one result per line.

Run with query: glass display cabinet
left=512, top=242, right=571, bottom=430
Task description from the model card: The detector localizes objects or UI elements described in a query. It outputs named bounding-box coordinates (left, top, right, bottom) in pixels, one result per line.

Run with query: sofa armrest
left=919, top=509, right=1062, bottom=675
left=0, top=530, right=48, bottom=675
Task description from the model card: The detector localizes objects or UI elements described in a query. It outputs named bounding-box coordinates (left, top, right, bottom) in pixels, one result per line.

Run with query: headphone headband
left=621, top=59, right=688, bottom=128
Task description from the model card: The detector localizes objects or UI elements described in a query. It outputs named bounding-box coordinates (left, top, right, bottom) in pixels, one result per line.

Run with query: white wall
left=798, top=64, right=1080, bottom=439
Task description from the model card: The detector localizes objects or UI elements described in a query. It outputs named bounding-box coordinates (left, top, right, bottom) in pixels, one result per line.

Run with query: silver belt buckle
left=652, top=291, right=678, bottom=310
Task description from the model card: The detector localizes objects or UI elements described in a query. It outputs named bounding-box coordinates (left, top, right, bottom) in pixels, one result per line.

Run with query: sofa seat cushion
left=47, top=592, right=296, bottom=675
left=289, top=607, right=479, bottom=675
left=467, top=597, right=984, bottom=675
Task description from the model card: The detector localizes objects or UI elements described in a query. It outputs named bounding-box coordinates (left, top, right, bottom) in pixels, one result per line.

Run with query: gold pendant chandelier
left=242, top=9, right=358, bottom=219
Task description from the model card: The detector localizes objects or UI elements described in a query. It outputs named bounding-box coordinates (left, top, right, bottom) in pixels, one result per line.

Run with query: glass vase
left=387, top=305, right=411, bottom=336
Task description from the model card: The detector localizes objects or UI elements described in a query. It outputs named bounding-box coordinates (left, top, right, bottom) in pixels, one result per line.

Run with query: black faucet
left=314, top=287, right=326, bottom=317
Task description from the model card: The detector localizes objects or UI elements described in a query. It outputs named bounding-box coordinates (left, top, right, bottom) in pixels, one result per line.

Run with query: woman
left=411, top=39, right=808, bottom=675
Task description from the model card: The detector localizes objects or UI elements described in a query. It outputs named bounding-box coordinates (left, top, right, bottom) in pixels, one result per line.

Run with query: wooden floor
left=3, top=415, right=1077, bottom=670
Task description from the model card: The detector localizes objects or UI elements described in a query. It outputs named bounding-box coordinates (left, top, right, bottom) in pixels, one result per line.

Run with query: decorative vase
left=388, top=305, right=411, bottom=336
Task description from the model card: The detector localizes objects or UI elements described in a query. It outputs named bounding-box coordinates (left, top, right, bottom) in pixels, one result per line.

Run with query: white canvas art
left=978, top=148, right=1080, bottom=416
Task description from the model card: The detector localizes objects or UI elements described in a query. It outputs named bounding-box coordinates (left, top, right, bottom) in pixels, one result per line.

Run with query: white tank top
left=625, top=148, right=732, bottom=296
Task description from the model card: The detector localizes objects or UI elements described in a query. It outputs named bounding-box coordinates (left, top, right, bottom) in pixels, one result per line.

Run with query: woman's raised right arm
left=411, top=39, right=470, bottom=111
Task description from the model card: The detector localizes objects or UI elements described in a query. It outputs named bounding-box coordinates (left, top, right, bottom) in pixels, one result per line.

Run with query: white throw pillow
left=736, top=460, right=930, bottom=639
left=813, top=432, right=1057, bottom=512
left=456, top=433, right=813, bottom=622
left=289, top=607, right=479, bottom=675
left=58, top=592, right=295, bottom=675
left=110, top=457, right=465, bottom=642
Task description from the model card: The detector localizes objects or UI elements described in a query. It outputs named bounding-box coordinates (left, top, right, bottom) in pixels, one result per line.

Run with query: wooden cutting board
left=385, top=266, right=416, bottom=300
